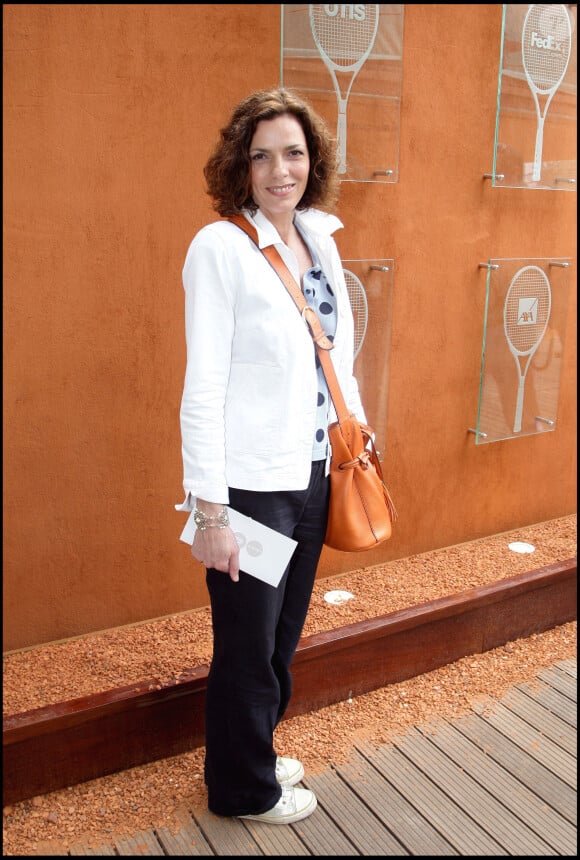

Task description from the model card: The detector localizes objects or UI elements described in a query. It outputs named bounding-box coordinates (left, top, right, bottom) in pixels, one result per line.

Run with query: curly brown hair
left=204, top=88, right=339, bottom=217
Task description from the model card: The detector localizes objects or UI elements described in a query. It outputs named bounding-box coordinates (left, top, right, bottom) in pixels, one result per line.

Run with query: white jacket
left=176, top=208, right=366, bottom=509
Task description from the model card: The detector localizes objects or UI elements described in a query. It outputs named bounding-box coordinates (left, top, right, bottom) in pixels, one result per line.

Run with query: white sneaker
left=275, top=755, right=304, bottom=786
left=239, top=785, right=317, bottom=825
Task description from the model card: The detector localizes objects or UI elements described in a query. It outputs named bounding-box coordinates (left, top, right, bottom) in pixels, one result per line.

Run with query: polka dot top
left=301, top=258, right=337, bottom=461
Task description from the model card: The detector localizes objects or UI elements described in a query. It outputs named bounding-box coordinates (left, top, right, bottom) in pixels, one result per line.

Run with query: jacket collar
left=244, top=208, right=343, bottom=249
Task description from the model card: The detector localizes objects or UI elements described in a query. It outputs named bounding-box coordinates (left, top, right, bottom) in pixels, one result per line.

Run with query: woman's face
left=249, top=114, right=310, bottom=223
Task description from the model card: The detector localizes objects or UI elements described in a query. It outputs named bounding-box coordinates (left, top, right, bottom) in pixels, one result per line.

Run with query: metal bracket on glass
left=478, top=262, right=499, bottom=269
left=535, top=416, right=556, bottom=426
left=483, top=173, right=505, bottom=181
left=370, top=264, right=390, bottom=272
left=468, top=428, right=488, bottom=439
left=372, top=170, right=394, bottom=177
left=554, top=177, right=576, bottom=185
left=549, top=261, right=570, bottom=268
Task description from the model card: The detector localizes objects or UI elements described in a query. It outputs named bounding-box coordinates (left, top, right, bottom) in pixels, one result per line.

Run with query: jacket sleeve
left=178, top=227, right=235, bottom=505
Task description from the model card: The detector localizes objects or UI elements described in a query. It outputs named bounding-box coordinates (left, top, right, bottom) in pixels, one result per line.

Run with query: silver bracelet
left=193, top=507, right=229, bottom=531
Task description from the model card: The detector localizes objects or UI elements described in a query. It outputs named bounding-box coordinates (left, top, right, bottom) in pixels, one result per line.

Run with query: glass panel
left=492, top=4, right=577, bottom=190
left=475, top=258, right=571, bottom=444
left=281, top=4, right=404, bottom=183
left=341, top=259, right=394, bottom=456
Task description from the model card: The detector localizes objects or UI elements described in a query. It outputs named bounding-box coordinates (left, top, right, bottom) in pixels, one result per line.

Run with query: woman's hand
left=191, top=526, right=240, bottom=583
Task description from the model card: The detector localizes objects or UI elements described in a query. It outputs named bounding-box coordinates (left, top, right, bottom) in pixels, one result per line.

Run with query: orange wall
left=3, top=5, right=576, bottom=651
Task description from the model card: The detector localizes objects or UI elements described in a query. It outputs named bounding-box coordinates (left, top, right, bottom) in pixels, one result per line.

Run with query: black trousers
left=204, top=459, right=330, bottom=816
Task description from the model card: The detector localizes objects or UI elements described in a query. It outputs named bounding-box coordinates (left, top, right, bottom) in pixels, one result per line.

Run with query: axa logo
left=530, top=31, right=565, bottom=52
left=324, top=5, right=367, bottom=21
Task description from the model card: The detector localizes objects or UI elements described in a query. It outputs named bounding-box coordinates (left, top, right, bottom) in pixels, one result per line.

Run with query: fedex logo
left=324, top=5, right=367, bottom=21
left=530, top=31, right=565, bottom=52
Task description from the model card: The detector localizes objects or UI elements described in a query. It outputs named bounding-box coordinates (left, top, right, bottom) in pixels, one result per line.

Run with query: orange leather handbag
left=229, top=215, right=397, bottom=552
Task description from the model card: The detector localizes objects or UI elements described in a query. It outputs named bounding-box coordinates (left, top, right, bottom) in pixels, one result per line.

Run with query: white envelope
left=180, top=507, right=297, bottom=588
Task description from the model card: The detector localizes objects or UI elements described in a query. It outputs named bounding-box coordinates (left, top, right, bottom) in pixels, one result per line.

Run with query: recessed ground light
left=323, top=589, right=355, bottom=605
left=508, top=541, right=536, bottom=553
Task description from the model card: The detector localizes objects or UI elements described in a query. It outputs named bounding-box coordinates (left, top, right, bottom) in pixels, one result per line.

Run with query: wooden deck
left=66, top=658, right=577, bottom=856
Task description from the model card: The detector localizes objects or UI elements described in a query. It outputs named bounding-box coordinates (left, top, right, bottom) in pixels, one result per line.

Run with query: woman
left=177, top=88, right=367, bottom=824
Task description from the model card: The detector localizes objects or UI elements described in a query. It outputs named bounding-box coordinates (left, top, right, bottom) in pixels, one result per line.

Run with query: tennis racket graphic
left=503, top=265, right=552, bottom=433
left=343, top=268, right=368, bottom=359
left=521, top=4, right=572, bottom=181
left=309, top=4, right=379, bottom=174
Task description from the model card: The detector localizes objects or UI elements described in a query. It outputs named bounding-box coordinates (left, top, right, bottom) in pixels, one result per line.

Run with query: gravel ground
left=2, top=514, right=576, bottom=855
